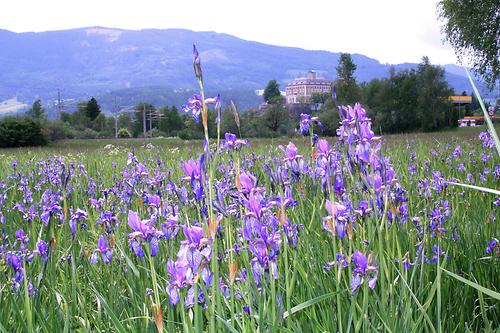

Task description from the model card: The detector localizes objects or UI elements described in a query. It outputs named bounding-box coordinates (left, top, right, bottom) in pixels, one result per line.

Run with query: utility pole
left=57, top=89, right=62, bottom=117
left=115, top=116, right=118, bottom=138
left=142, top=102, right=147, bottom=138
left=149, top=107, right=153, bottom=134
left=114, top=96, right=118, bottom=138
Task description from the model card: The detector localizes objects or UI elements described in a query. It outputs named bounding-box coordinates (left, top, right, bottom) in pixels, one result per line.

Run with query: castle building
left=285, top=71, right=333, bottom=104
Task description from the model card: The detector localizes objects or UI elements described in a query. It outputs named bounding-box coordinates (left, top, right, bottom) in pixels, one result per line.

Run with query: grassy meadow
left=0, top=124, right=498, bottom=332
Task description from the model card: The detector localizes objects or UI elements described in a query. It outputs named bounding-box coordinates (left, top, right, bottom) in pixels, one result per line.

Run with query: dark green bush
left=0, top=117, right=48, bottom=148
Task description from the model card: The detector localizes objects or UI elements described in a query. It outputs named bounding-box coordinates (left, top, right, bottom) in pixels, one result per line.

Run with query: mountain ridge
left=0, top=27, right=493, bottom=115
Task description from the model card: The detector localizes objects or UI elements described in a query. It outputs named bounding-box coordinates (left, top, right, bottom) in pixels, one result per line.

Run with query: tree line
left=0, top=54, right=490, bottom=147
left=259, top=54, right=483, bottom=137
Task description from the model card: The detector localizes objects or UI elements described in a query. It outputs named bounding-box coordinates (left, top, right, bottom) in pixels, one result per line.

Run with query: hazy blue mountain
left=0, top=27, right=494, bottom=116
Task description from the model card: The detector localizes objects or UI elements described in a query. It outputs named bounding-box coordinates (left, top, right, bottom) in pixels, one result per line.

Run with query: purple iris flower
left=352, top=251, right=367, bottom=275
left=97, top=211, right=119, bottom=233
left=6, top=253, right=24, bottom=285
left=452, top=145, right=463, bottom=158
left=128, top=211, right=155, bottom=238
left=166, top=253, right=193, bottom=305
left=128, top=211, right=161, bottom=257
left=34, top=240, right=49, bottom=262
left=354, top=201, right=371, bottom=218
left=238, top=170, right=258, bottom=194
left=15, top=229, right=28, bottom=242
left=221, top=132, right=247, bottom=151
left=182, top=94, right=203, bottom=123
left=299, top=113, right=312, bottom=134
left=147, top=194, right=161, bottom=209
left=244, top=193, right=263, bottom=219
left=214, top=94, right=222, bottom=123
left=134, top=163, right=148, bottom=177
left=181, top=225, right=212, bottom=268
left=479, top=131, right=495, bottom=148
left=367, top=173, right=383, bottom=193
left=402, top=257, right=412, bottom=270
left=15, top=229, right=29, bottom=252
left=161, top=206, right=181, bottom=240
left=355, top=142, right=371, bottom=163
left=357, top=104, right=375, bottom=141
left=486, top=239, right=498, bottom=256
left=40, top=199, right=63, bottom=226
left=299, top=114, right=322, bottom=135
left=183, top=225, right=206, bottom=248
left=167, top=248, right=192, bottom=297
left=193, top=44, right=202, bottom=81
left=182, top=159, right=202, bottom=181
left=90, top=236, right=113, bottom=264
left=282, top=219, right=302, bottom=248
left=282, top=142, right=302, bottom=161
left=182, top=94, right=220, bottom=123
left=351, top=250, right=378, bottom=293
left=8, top=254, right=22, bottom=270
left=322, top=200, right=349, bottom=238
left=399, top=203, right=408, bottom=224
left=336, top=252, right=349, bottom=269
left=70, top=209, right=88, bottom=239
left=24, top=205, right=38, bottom=222
left=324, top=252, right=349, bottom=271
left=166, top=224, right=212, bottom=307
left=431, top=245, right=449, bottom=263
left=337, top=104, right=382, bottom=169
left=316, top=139, right=331, bottom=157
left=247, top=226, right=282, bottom=284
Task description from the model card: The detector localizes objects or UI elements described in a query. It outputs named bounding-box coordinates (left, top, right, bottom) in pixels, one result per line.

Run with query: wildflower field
left=0, top=47, right=498, bottom=333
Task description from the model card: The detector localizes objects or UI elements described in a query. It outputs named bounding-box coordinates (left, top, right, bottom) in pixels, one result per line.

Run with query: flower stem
left=198, top=77, right=219, bottom=333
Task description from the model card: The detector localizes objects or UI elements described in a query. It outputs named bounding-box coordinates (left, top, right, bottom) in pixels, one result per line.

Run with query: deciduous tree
left=438, top=0, right=499, bottom=87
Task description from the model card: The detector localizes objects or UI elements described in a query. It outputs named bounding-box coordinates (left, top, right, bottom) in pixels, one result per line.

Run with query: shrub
left=42, top=120, right=76, bottom=141
left=0, top=117, right=48, bottom=147
left=318, top=108, right=340, bottom=137
left=74, top=128, right=99, bottom=139
left=117, top=128, right=132, bottom=138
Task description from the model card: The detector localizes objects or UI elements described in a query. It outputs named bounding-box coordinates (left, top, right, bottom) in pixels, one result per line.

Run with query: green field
left=1, top=125, right=497, bottom=154
left=0, top=124, right=498, bottom=332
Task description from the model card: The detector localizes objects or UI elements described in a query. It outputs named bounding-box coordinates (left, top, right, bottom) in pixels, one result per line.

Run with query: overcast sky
left=0, top=0, right=459, bottom=65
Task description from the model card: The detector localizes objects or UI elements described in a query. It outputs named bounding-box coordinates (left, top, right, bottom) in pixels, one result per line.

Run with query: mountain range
left=0, top=27, right=494, bottom=116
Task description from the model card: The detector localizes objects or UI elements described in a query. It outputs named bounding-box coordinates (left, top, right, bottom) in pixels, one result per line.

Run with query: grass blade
left=446, top=181, right=500, bottom=196
left=216, top=315, right=239, bottom=333
left=282, top=292, right=337, bottom=319
left=0, top=320, right=8, bottom=333
left=477, top=290, right=492, bottom=332
left=465, top=67, right=500, bottom=157
left=92, top=287, right=128, bottom=333
left=23, top=263, right=34, bottom=333
left=117, top=244, right=140, bottom=278
left=392, top=263, right=437, bottom=333
left=440, top=268, right=500, bottom=301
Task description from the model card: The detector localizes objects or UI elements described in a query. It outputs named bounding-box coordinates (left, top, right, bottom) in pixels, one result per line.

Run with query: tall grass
left=0, top=126, right=497, bottom=332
